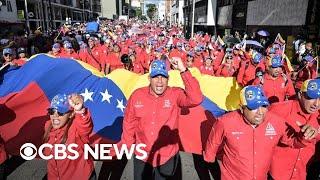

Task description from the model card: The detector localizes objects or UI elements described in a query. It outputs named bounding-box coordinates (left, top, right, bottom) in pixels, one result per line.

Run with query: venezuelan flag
left=0, top=54, right=241, bottom=155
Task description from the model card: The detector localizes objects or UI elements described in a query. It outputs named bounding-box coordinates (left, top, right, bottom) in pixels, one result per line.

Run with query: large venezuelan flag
left=0, top=54, right=241, bottom=155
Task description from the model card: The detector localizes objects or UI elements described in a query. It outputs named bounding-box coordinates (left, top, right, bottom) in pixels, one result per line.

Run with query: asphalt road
left=7, top=152, right=216, bottom=180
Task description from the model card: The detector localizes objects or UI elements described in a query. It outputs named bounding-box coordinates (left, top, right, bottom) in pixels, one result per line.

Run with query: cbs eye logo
left=20, top=143, right=37, bottom=160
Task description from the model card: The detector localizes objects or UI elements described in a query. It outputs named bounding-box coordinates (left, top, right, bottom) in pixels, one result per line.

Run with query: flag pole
left=191, top=0, right=195, bottom=39
left=0, top=63, right=10, bottom=72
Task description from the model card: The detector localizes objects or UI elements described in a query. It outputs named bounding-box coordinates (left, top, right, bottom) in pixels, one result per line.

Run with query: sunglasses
left=47, top=108, right=69, bottom=116
left=4, top=54, right=12, bottom=57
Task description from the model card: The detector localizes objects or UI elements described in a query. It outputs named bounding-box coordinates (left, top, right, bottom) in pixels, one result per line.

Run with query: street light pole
left=191, top=0, right=195, bottom=38
left=82, top=0, right=85, bottom=22
left=24, top=0, right=30, bottom=34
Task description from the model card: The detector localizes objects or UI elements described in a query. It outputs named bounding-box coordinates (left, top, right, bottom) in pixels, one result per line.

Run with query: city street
left=7, top=152, right=205, bottom=180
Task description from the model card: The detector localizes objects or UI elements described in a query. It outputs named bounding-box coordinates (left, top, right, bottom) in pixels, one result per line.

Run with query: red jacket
left=131, top=61, right=144, bottom=74
left=193, top=54, right=204, bottom=69
left=252, top=73, right=296, bottom=104
left=106, top=52, right=124, bottom=72
left=200, top=66, right=215, bottom=76
left=237, top=60, right=265, bottom=86
left=60, top=51, right=80, bottom=60
left=232, top=55, right=241, bottom=70
left=119, top=71, right=203, bottom=167
left=13, top=58, right=27, bottom=66
left=215, top=64, right=237, bottom=77
left=169, top=49, right=186, bottom=62
left=269, top=100, right=320, bottom=180
left=83, top=46, right=104, bottom=72
left=204, top=110, right=308, bottom=180
left=44, top=109, right=94, bottom=180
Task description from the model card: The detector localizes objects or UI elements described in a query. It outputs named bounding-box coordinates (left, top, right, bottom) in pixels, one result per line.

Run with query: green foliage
left=146, top=3, right=157, bottom=20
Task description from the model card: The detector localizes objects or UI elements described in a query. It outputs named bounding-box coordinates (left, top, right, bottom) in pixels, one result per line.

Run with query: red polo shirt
left=204, top=110, right=308, bottom=180
left=252, top=73, right=296, bottom=104
left=269, top=100, right=320, bottom=180
left=119, top=71, right=203, bottom=167
left=44, top=110, right=94, bottom=180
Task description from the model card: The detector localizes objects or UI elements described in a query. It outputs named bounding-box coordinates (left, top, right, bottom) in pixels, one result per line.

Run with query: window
left=0, top=0, right=6, bottom=6
left=7, top=0, right=12, bottom=12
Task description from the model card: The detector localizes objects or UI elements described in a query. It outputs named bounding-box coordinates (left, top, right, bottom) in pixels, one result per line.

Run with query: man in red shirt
left=237, top=51, right=265, bottom=86
left=269, top=79, right=320, bottom=180
left=253, top=55, right=296, bottom=104
left=83, top=37, right=104, bottom=72
left=117, top=57, right=203, bottom=180
left=204, top=85, right=318, bottom=180
left=105, top=44, right=123, bottom=74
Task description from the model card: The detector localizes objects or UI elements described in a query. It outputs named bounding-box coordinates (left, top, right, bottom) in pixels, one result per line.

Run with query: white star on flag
left=100, top=89, right=113, bottom=103
left=116, top=99, right=125, bottom=112
left=81, top=88, right=94, bottom=102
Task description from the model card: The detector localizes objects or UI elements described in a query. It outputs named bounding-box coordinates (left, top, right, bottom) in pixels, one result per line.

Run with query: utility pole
left=24, top=0, right=30, bottom=34
left=82, top=0, right=85, bottom=22
left=90, top=0, right=93, bottom=19
left=191, top=0, right=195, bottom=38
left=48, top=0, right=54, bottom=30
left=41, top=0, right=47, bottom=31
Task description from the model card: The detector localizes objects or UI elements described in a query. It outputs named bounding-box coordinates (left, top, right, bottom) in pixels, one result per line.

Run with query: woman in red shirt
left=200, top=56, right=215, bottom=76
left=216, top=54, right=237, bottom=77
left=129, top=53, right=144, bottom=74
left=43, top=94, right=95, bottom=180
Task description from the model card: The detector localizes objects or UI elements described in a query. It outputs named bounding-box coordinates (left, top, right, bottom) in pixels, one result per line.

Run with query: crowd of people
left=0, top=18, right=320, bottom=180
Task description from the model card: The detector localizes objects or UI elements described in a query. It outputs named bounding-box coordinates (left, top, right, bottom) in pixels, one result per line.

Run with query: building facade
left=183, top=0, right=320, bottom=41
left=183, top=0, right=217, bottom=38
left=171, top=0, right=184, bottom=25
left=0, top=0, right=101, bottom=33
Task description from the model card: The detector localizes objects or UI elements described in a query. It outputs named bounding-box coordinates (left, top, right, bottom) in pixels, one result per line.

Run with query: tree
left=146, top=4, right=157, bottom=21
left=135, top=7, right=142, bottom=17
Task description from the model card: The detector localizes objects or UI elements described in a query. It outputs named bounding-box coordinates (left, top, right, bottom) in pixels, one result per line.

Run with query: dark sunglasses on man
left=4, top=53, right=12, bottom=57
left=47, top=108, right=70, bottom=116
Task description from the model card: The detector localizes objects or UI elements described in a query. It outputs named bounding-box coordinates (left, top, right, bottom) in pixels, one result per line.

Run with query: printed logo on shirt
left=163, top=99, right=171, bottom=108
left=231, top=131, right=244, bottom=135
left=265, top=122, right=277, bottom=136
left=134, top=101, right=144, bottom=108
